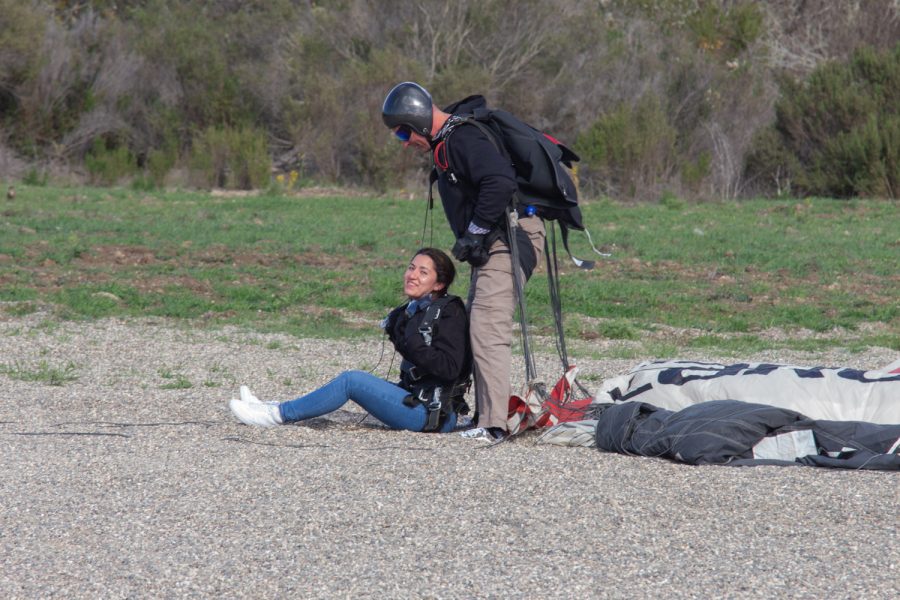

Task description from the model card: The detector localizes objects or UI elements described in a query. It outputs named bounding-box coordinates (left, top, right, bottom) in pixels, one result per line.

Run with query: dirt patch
left=73, top=243, right=294, bottom=270
left=190, top=244, right=242, bottom=265
left=76, top=245, right=161, bottom=267
left=597, top=257, right=899, bottom=307
left=129, top=274, right=215, bottom=296
left=292, top=251, right=367, bottom=270
left=208, top=185, right=373, bottom=199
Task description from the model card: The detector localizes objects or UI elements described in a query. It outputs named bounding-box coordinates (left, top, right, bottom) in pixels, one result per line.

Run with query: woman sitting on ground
left=228, top=247, right=471, bottom=433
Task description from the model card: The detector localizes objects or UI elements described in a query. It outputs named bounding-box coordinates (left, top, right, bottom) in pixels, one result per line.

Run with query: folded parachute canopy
left=538, top=359, right=900, bottom=470
left=596, top=359, right=900, bottom=424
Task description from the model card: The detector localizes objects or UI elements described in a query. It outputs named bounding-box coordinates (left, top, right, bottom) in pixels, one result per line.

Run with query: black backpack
left=441, top=107, right=584, bottom=229
left=436, top=108, right=606, bottom=268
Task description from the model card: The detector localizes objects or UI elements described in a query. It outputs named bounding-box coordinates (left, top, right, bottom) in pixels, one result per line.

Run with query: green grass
left=0, top=185, right=898, bottom=354
left=157, top=365, right=193, bottom=389
left=0, top=360, right=78, bottom=385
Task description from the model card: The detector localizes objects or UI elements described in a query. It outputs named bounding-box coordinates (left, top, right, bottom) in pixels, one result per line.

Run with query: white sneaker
left=240, top=385, right=279, bottom=406
left=459, top=427, right=507, bottom=442
left=455, top=415, right=475, bottom=430
left=229, top=398, right=283, bottom=427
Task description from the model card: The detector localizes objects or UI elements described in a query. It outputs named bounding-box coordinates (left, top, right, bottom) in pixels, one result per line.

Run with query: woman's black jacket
left=384, top=295, right=471, bottom=394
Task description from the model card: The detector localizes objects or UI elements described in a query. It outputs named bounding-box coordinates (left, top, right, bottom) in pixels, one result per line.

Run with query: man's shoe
left=229, top=398, right=283, bottom=427
left=459, top=426, right=507, bottom=442
left=455, top=415, right=475, bottom=430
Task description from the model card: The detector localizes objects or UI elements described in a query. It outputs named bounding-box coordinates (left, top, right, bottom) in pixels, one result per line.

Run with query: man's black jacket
left=433, top=95, right=518, bottom=238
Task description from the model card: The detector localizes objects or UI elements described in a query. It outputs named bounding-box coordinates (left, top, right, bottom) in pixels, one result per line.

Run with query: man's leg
left=468, top=216, right=545, bottom=431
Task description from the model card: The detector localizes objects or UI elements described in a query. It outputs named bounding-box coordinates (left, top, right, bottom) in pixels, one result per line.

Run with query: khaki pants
left=467, top=215, right=545, bottom=430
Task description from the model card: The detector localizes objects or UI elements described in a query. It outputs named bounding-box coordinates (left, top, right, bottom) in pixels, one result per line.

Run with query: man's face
left=394, top=127, right=431, bottom=153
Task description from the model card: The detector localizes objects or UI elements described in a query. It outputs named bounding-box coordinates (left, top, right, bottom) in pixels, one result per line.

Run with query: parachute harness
left=400, top=297, right=472, bottom=432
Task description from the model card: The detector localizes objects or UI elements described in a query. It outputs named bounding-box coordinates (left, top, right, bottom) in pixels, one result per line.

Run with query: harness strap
left=399, top=295, right=462, bottom=389
left=545, top=223, right=593, bottom=400
left=505, top=208, right=544, bottom=398
left=417, top=302, right=444, bottom=346
left=422, top=385, right=444, bottom=431
left=433, top=140, right=449, bottom=170
left=415, top=380, right=471, bottom=432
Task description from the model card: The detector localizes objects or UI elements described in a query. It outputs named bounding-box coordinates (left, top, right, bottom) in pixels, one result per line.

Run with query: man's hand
left=452, top=232, right=489, bottom=267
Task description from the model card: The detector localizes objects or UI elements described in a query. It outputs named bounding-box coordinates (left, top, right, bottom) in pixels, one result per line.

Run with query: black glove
left=452, top=232, right=489, bottom=267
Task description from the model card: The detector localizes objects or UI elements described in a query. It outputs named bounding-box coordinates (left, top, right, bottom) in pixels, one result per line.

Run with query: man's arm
left=449, top=125, right=518, bottom=231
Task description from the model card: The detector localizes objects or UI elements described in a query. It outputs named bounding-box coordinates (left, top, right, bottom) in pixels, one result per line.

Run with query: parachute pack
left=434, top=107, right=608, bottom=269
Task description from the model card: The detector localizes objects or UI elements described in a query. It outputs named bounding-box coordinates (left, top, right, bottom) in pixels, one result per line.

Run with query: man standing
left=382, top=82, right=545, bottom=442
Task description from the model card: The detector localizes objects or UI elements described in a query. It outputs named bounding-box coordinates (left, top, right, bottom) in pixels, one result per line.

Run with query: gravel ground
left=1, top=310, right=897, bottom=599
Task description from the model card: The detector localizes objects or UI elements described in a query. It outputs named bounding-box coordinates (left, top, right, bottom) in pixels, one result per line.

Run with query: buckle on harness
left=419, top=386, right=442, bottom=410
left=404, top=365, right=423, bottom=381
left=420, top=386, right=443, bottom=432
left=417, top=306, right=441, bottom=346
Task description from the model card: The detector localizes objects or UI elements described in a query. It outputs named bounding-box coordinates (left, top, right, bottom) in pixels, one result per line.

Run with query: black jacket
left=385, top=295, right=471, bottom=393
left=433, top=95, right=518, bottom=238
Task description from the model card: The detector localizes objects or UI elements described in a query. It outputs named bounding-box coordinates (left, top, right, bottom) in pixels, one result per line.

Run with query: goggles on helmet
left=393, top=125, right=412, bottom=142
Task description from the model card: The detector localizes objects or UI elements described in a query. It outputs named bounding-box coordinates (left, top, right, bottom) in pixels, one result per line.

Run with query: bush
left=22, top=166, right=48, bottom=187
left=146, top=144, right=178, bottom=188
left=746, top=44, right=900, bottom=198
left=815, top=113, right=899, bottom=198
left=0, top=0, right=46, bottom=90
left=1, top=1, right=896, bottom=197
left=576, top=94, right=677, bottom=200
left=190, top=125, right=270, bottom=190
left=743, top=128, right=801, bottom=197
left=85, top=138, right=136, bottom=185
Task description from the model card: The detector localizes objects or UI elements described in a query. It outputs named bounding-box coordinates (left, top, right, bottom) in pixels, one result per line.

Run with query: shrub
left=815, top=113, right=899, bottom=198
left=85, top=138, right=136, bottom=185
left=21, top=166, right=48, bottom=187
left=190, top=125, right=270, bottom=190
left=746, top=44, right=900, bottom=199
left=0, top=0, right=46, bottom=93
left=576, top=94, right=677, bottom=200
left=146, top=144, right=178, bottom=188
left=743, top=128, right=801, bottom=197
left=685, top=1, right=764, bottom=57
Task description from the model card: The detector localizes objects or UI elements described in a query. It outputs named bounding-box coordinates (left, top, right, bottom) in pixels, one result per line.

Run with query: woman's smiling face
left=404, top=253, right=444, bottom=300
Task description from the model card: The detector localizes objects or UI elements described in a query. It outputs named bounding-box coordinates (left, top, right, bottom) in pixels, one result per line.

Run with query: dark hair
left=414, top=247, right=455, bottom=295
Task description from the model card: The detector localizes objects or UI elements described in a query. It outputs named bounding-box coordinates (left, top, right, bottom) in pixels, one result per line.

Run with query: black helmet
left=382, top=82, right=433, bottom=137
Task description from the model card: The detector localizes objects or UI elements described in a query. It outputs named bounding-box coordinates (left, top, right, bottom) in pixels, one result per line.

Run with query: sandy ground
left=0, top=311, right=897, bottom=598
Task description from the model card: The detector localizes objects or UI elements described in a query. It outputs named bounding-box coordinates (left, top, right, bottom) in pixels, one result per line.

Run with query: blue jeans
left=278, top=370, right=458, bottom=433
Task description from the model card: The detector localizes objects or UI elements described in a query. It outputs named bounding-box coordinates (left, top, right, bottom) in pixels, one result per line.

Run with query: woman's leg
left=279, top=370, right=456, bottom=432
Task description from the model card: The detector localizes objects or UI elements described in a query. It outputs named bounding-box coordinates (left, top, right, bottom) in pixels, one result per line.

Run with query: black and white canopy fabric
left=596, top=359, right=900, bottom=424
left=538, top=359, right=900, bottom=470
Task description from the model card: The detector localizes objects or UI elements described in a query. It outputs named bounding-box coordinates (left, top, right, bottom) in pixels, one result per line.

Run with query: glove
left=452, top=232, right=489, bottom=267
